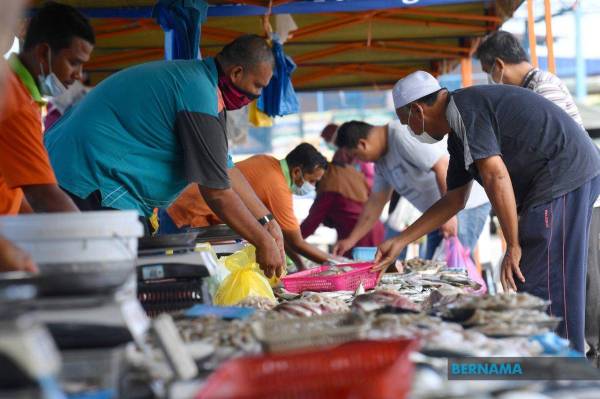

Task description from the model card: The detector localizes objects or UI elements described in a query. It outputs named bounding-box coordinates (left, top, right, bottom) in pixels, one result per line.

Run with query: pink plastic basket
left=282, top=262, right=379, bottom=293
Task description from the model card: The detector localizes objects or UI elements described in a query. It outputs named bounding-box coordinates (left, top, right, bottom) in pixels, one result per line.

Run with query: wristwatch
left=257, top=213, right=275, bottom=226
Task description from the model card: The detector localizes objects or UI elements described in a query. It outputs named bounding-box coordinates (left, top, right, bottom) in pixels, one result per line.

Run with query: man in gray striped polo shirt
left=475, top=30, right=582, bottom=126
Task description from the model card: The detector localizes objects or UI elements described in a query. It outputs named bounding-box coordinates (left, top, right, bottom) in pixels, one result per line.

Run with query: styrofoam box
left=0, top=211, right=143, bottom=264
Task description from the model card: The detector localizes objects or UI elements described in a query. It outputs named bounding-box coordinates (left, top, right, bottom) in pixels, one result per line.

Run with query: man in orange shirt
left=0, top=0, right=38, bottom=273
left=0, top=2, right=94, bottom=214
left=163, top=143, right=333, bottom=268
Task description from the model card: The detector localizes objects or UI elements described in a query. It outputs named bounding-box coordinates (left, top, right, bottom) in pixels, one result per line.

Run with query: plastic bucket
left=0, top=211, right=143, bottom=264
left=352, top=247, right=377, bottom=261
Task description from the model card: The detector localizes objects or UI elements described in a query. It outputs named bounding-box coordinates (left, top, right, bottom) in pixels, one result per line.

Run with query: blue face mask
left=292, top=175, right=316, bottom=196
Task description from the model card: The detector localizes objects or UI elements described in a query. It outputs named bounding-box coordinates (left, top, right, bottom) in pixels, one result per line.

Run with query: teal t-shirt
left=45, top=58, right=234, bottom=216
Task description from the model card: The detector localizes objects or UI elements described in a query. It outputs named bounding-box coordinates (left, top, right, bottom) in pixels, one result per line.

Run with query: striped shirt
left=521, top=68, right=583, bottom=127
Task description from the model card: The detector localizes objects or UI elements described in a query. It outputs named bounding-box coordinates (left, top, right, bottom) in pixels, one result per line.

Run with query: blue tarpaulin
left=152, top=0, right=209, bottom=60
left=71, top=0, right=487, bottom=19
left=258, top=35, right=300, bottom=117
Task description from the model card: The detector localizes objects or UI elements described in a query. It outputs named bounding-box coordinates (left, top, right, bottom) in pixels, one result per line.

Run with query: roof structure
left=31, top=0, right=524, bottom=91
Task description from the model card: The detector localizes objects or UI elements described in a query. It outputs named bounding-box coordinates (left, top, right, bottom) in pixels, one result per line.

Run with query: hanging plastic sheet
left=248, top=100, right=273, bottom=127
left=257, top=34, right=299, bottom=117
left=226, top=106, right=252, bottom=143
left=152, top=0, right=209, bottom=60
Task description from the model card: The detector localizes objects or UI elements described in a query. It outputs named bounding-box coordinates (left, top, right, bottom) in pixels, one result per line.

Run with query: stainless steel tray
left=0, top=260, right=134, bottom=296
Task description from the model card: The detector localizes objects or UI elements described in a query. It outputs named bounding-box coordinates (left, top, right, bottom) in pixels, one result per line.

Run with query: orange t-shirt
left=0, top=61, right=56, bottom=215
left=168, top=155, right=299, bottom=232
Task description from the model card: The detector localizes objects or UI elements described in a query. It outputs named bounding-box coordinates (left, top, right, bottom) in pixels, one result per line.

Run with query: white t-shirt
left=373, top=121, right=488, bottom=212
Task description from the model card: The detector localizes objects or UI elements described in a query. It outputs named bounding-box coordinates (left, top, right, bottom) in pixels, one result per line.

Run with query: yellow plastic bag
left=214, top=245, right=277, bottom=306
left=248, top=100, right=273, bottom=127
left=222, top=245, right=286, bottom=287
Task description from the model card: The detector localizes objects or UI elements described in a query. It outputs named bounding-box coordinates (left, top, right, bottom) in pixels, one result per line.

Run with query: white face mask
left=52, top=80, right=87, bottom=113
left=38, top=50, right=67, bottom=98
left=487, top=63, right=503, bottom=85
left=407, top=107, right=440, bottom=144
left=292, top=174, right=316, bottom=196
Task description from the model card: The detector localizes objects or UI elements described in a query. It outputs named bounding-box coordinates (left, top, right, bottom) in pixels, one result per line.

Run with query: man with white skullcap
left=332, top=107, right=490, bottom=260
left=376, top=70, right=600, bottom=353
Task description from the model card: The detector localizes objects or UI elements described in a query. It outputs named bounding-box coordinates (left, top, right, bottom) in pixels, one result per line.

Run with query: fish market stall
left=1, top=209, right=599, bottom=398
left=125, top=244, right=600, bottom=398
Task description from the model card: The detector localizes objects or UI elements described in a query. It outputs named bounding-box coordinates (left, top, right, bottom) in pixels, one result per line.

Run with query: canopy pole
left=575, top=0, right=587, bottom=100
left=461, top=57, right=472, bottom=87
left=544, top=0, right=556, bottom=73
left=527, top=0, right=538, bottom=67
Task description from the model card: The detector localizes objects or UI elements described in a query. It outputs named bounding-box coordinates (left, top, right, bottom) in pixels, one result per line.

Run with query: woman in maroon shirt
left=301, top=153, right=384, bottom=257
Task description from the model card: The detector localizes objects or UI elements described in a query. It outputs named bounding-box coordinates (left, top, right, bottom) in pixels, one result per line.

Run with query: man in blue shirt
left=45, top=35, right=285, bottom=277
left=376, top=71, right=600, bottom=352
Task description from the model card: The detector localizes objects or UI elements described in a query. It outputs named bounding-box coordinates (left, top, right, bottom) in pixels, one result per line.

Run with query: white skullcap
left=392, top=71, right=441, bottom=109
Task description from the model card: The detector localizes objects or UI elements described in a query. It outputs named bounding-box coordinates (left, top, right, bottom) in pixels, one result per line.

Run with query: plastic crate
left=196, top=339, right=418, bottom=399
left=281, top=262, right=378, bottom=293
left=352, top=247, right=377, bottom=261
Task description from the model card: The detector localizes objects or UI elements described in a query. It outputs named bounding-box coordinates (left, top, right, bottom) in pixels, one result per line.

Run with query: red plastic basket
left=196, top=339, right=419, bottom=399
left=281, top=262, right=379, bottom=293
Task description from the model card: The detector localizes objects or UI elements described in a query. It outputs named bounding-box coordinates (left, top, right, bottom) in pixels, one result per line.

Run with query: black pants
left=63, top=189, right=153, bottom=236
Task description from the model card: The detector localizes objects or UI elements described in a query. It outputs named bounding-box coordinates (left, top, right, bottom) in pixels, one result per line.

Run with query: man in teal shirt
left=45, top=35, right=285, bottom=277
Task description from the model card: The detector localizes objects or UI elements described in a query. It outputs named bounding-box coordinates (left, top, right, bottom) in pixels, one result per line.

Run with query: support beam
left=288, top=7, right=489, bottom=42
left=293, top=63, right=416, bottom=86
left=293, top=65, right=346, bottom=86
left=293, top=42, right=363, bottom=63
left=575, top=0, right=586, bottom=100
left=293, top=40, right=467, bottom=64
left=369, top=43, right=461, bottom=59
left=201, top=26, right=245, bottom=41
left=291, top=12, right=375, bottom=40
left=527, top=0, right=538, bottom=67
left=95, top=19, right=159, bottom=39
left=382, top=39, right=470, bottom=55
left=371, top=15, right=488, bottom=33
left=543, top=0, right=556, bottom=74
left=95, top=19, right=244, bottom=43
left=461, top=57, right=472, bottom=87
left=383, top=8, right=503, bottom=24
left=85, top=48, right=164, bottom=68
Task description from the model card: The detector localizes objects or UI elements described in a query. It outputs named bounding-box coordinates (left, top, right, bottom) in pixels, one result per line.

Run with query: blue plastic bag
left=530, top=332, right=585, bottom=357
left=152, top=0, right=209, bottom=60
left=257, top=35, right=299, bottom=117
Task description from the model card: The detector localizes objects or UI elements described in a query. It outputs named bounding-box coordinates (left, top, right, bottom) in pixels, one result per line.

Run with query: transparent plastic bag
left=433, top=237, right=487, bottom=295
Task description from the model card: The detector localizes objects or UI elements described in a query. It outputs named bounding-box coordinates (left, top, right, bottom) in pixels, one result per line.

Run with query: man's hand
left=264, top=219, right=286, bottom=277
left=255, top=236, right=283, bottom=279
left=23, top=184, right=79, bottom=213
left=440, top=216, right=458, bottom=238
left=500, top=245, right=524, bottom=292
left=0, top=237, right=38, bottom=273
left=373, top=237, right=406, bottom=274
left=333, top=237, right=356, bottom=257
